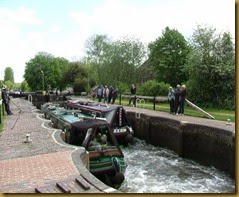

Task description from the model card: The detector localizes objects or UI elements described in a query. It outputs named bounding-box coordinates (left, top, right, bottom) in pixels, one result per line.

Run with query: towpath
left=0, top=98, right=119, bottom=193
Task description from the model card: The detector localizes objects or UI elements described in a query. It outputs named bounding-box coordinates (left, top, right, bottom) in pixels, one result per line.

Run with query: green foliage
left=137, top=80, right=169, bottom=96
left=4, top=67, right=14, bottom=83
left=54, top=57, right=69, bottom=91
left=20, top=80, right=29, bottom=92
left=73, top=77, right=88, bottom=92
left=4, top=80, right=14, bottom=90
left=24, top=52, right=69, bottom=92
left=116, top=82, right=129, bottom=94
left=148, top=27, right=191, bottom=86
left=186, top=25, right=235, bottom=109
left=85, top=34, right=147, bottom=86
left=62, top=61, right=88, bottom=92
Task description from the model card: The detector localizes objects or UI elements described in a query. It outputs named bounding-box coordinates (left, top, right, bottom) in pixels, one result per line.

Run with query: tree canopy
left=186, top=25, right=235, bottom=108
left=85, top=34, right=147, bottom=87
left=148, top=27, right=191, bottom=87
left=24, top=52, right=69, bottom=92
left=4, top=67, right=14, bottom=83
left=21, top=25, right=235, bottom=109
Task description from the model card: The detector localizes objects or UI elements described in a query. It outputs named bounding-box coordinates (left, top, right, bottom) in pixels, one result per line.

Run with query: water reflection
left=119, top=139, right=235, bottom=193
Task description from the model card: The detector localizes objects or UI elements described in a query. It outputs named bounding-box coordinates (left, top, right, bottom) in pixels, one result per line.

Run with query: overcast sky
left=0, top=0, right=235, bottom=83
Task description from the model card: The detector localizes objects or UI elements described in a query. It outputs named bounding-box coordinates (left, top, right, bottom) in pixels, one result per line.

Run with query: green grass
left=114, top=98, right=235, bottom=122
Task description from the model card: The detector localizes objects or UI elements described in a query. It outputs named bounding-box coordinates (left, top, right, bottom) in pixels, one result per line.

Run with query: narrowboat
left=64, top=100, right=134, bottom=145
left=68, top=119, right=127, bottom=189
left=41, top=103, right=127, bottom=189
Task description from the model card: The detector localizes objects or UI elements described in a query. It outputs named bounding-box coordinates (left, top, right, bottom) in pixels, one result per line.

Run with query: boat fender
left=126, top=134, right=133, bottom=143
left=111, top=172, right=125, bottom=184
left=112, top=157, right=121, bottom=172
left=126, top=126, right=134, bottom=135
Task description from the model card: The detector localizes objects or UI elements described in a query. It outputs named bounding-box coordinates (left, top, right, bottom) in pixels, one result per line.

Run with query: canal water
left=119, top=138, right=235, bottom=193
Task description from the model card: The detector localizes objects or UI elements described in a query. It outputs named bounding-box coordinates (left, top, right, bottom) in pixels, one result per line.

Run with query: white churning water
left=119, top=139, right=235, bottom=193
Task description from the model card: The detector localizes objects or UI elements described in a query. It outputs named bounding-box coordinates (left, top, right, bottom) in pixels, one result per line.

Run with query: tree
left=148, top=27, right=191, bottom=87
left=186, top=25, right=235, bottom=109
left=20, top=80, right=29, bottom=92
left=85, top=34, right=147, bottom=87
left=24, top=52, right=64, bottom=92
left=105, top=36, right=147, bottom=86
left=4, top=80, right=14, bottom=91
left=53, top=57, right=69, bottom=92
left=4, top=67, right=14, bottom=83
left=85, top=34, right=110, bottom=83
left=62, top=61, right=89, bottom=92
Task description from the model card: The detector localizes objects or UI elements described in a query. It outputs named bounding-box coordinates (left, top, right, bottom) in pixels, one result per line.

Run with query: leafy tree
left=4, top=67, right=14, bottom=83
left=24, top=52, right=63, bottom=92
left=53, top=57, right=69, bottom=92
left=4, top=80, right=14, bottom=91
left=148, top=27, right=191, bottom=87
left=186, top=25, right=235, bottom=109
left=85, top=34, right=110, bottom=83
left=73, top=77, right=88, bottom=93
left=85, top=34, right=147, bottom=87
left=62, top=61, right=89, bottom=92
left=20, top=80, right=29, bottom=92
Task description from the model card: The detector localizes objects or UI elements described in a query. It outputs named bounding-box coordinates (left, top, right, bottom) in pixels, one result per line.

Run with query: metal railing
left=119, top=94, right=168, bottom=110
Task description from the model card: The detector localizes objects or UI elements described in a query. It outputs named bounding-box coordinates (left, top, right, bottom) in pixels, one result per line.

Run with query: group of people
left=1, top=85, right=13, bottom=115
left=168, top=84, right=187, bottom=115
left=97, top=85, right=118, bottom=104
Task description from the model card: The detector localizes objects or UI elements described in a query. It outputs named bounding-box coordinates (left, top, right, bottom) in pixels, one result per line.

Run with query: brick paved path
left=0, top=98, right=118, bottom=193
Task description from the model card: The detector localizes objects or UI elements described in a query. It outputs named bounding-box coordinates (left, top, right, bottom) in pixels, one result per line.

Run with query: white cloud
left=0, top=6, right=44, bottom=82
left=0, top=6, right=42, bottom=25
left=69, top=0, right=235, bottom=43
left=0, top=0, right=235, bottom=83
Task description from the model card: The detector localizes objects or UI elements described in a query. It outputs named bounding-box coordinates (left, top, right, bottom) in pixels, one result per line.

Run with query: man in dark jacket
left=128, top=84, right=136, bottom=107
left=1, top=85, right=13, bottom=115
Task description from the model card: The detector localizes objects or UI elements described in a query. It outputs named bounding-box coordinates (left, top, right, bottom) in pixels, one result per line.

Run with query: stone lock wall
left=126, top=111, right=235, bottom=178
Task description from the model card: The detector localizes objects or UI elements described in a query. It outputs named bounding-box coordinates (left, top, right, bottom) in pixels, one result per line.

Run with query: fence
left=119, top=94, right=168, bottom=110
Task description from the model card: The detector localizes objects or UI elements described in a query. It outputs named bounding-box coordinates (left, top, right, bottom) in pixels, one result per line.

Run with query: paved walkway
left=0, top=98, right=118, bottom=193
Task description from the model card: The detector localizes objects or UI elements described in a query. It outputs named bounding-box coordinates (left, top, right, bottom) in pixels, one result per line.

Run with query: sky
left=0, top=0, right=235, bottom=83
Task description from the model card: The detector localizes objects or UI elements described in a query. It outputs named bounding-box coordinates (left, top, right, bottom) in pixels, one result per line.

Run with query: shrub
left=138, top=80, right=170, bottom=96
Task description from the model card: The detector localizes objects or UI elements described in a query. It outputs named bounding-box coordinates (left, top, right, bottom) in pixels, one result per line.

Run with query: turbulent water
left=118, top=139, right=235, bottom=193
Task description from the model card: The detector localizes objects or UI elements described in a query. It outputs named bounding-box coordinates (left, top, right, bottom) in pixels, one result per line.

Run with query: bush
left=73, top=77, right=88, bottom=93
left=138, top=80, right=170, bottom=96
left=116, top=82, right=129, bottom=94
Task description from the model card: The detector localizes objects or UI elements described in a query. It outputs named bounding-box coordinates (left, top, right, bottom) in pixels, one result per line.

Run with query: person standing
left=128, top=84, right=136, bottom=107
left=168, top=86, right=175, bottom=114
left=178, top=85, right=187, bottom=115
left=103, top=85, right=109, bottom=103
left=174, top=84, right=181, bottom=114
left=97, top=85, right=103, bottom=102
left=108, top=85, right=114, bottom=104
left=111, top=88, right=118, bottom=104
left=1, top=85, right=13, bottom=115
